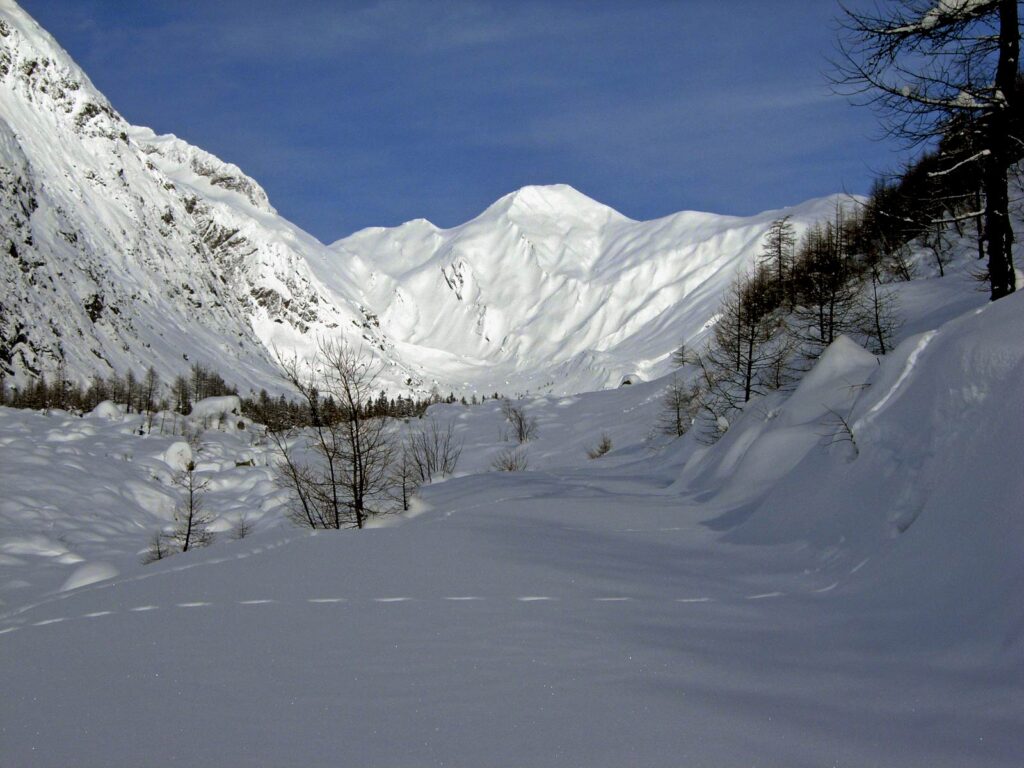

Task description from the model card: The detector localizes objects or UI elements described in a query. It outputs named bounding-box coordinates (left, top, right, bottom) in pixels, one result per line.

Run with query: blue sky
left=20, top=0, right=902, bottom=243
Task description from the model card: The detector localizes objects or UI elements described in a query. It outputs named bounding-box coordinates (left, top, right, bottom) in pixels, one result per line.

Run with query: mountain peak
left=486, top=184, right=632, bottom=227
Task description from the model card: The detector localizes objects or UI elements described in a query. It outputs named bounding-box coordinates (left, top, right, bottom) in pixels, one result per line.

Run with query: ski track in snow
left=0, top=532, right=301, bottom=625
left=854, top=330, right=937, bottom=432
left=0, top=586, right=858, bottom=638
left=0, top=485, right=866, bottom=639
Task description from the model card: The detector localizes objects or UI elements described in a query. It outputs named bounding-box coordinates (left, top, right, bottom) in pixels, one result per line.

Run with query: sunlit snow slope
left=0, top=0, right=848, bottom=397
left=329, top=186, right=846, bottom=394
left=0, top=0, right=395, bottom=393
left=2, top=289, right=1021, bottom=767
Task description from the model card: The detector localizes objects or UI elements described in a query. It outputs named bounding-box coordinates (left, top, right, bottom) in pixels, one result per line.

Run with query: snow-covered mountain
left=330, top=185, right=843, bottom=393
left=0, top=0, right=393, bottom=394
left=0, top=0, right=842, bottom=397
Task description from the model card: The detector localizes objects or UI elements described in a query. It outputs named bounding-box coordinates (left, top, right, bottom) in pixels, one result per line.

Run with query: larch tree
left=789, top=216, right=861, bottom=359
left=695, top=268, right=791, bottom=428
left=658, top=375, right=701, bottom=437
left=173, top=460, right=213, bottom=553
left=759, top=215, right=797, bottom=302
left=836, top=0, right=1020, bottom=300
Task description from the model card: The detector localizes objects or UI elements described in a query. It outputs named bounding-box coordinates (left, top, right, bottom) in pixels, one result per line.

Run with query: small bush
left=407, top=420, right=462, bottom=482
left=491, top=446, right=528, bottom=472
left=232, top=513, right=254, bottom=540
left=141, top=530, right=173, bottom=564
left=586, top=433, right=613, bottom=459
left=501, top=400, right=537, bottom=443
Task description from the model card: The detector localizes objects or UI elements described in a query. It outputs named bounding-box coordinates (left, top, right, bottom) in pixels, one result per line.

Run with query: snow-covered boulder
left=190, top=395, right=241, bottom=422
left=161, top=441, right=193, bottom=472
left=88, top=400, right=122, bottom=420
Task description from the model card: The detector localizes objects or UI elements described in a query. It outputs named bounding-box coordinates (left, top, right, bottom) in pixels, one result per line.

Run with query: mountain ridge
left=1, top=0, right=849, bottom=396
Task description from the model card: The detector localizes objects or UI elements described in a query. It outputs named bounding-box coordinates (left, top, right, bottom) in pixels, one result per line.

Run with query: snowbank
left=161, top=441, right=193, bottom=472
left=189, top=395, right=241, bottom=421
left=88, top=400, right=121, bottom=420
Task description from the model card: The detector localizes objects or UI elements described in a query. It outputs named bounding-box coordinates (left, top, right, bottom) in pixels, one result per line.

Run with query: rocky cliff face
left=0, top=1, right=397, bottom=393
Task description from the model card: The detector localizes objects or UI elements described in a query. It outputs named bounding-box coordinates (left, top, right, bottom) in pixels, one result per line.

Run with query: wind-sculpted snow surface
left=0, top=401, right=287, bottom=608
left=1, top=293, right=1022, bottom=766
left=329, top=185, right=846, bottom=394
left=1, top=2, right=1020, bottom=760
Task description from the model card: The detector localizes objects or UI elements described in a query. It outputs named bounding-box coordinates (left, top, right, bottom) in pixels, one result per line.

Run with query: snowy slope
left=1, top=2, right=1021, bottom=765
left=0, top=0, right=849, bottom=398
left=0, top=0, right=395, bottom=394
left=1, top=291, right=1022, bottom=767
left=329, top=185, right=845, bottom=394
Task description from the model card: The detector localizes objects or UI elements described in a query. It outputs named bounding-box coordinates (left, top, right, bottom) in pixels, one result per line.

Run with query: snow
left=188, top=394, right=242, bottom=421
left=59, top=561, right=118, bottom=592
left=886, top=0, right=996, bottom=36
left=328, top=189, right=848, bottom=395
left=1, top=291, right=1022, bottom=766
left=0, top=406, right=281, bottom=607
left=88, top=400, right=122, bottom=420
left=0, top=0, right=855, bottom=398
left=1, top=1, right=1022, bottom=764
left=160, top=440, right=193, bottom=472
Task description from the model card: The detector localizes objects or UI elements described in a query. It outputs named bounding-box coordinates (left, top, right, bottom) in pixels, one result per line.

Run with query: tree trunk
left=986, top=0, right=1019, bottom=301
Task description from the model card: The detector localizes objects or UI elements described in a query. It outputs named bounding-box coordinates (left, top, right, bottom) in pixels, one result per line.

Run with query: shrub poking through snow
left=501, top=400, right=538, bottom=443
left=141, top=530, right=173, bottom=564
left=491, top=446, right=528, bottom=472
left=587, top=433, right=613, bottom=459
left=406, top=419, right=463, bottom=483
left=232, top=513, right=254, bottom=540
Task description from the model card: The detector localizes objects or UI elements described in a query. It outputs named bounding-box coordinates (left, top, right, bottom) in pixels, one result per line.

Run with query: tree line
left=0, top=357, right=501, bottom=427
left=661, top=206, right=902, bottom=440
left=0, top=361, right=236, bottom=416
left=661, top=0, right=1021, bottom=440
left=835, top=0, right=1020, bottom=301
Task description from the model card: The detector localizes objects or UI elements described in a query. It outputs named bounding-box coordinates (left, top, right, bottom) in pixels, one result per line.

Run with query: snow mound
left=59, top=561, right=118, bottom=592
left=189, top=395, right=241, bottom=421
left=720, top=293, right=1024, bottom=642
left=161, top=441, right=193, bottom=472
left=88, top=400, right=122, bottom=420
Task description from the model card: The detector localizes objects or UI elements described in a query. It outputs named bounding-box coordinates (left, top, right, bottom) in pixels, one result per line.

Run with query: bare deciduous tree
left=232, top=513, right=254, bottom=540
left=658, top=375, right=701, bottom=437
left=406, top=419, right=462, bottom=483
left=759, top=215, right=796, bottom=301
left=389, top=445, right=420, bottom=513
left=696, top=269, right=792, bottom=421
left=501, top=400, right=537, bottom=443
left=276, top=340, right=395, bottom=530
left=855, top=265, right=903, bottom=355
left=670, top=340, right=695, bottom=367
left=141, top=366, right=160, bottom=433
left=789, top=216, right=861, bottom=359
left=141, top=530, right=173, bottom=564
